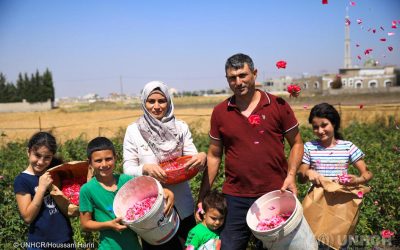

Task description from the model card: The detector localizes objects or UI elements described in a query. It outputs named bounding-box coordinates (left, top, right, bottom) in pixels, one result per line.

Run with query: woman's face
left=145, top=92, right=168, bottom=120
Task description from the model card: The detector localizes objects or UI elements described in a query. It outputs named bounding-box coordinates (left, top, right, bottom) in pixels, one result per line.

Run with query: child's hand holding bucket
left=163, top=188, right=175, bottom=216
left=110, top=217, right=128, bottom=232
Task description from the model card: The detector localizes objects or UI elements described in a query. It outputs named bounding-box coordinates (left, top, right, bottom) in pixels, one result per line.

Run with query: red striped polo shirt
left=209, top=90, right=299, bottom=197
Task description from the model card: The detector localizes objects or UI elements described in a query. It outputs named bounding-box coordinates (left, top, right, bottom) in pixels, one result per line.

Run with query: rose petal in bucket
left=160, top=156, right=199, bottom=185
left=246, top=190, right=317, bottom=249
left=113, top=176, right=180, bottom=245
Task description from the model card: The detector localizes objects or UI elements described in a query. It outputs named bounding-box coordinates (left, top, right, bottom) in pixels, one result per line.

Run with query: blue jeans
left=220, top=194, right=264, bottom=250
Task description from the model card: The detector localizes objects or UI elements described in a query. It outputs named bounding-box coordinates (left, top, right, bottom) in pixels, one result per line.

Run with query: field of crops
left=0, top=94, right=399, bottom=249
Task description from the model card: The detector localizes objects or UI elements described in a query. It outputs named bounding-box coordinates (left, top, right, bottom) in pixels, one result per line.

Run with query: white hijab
left=137, top=81, right=183, bottom=163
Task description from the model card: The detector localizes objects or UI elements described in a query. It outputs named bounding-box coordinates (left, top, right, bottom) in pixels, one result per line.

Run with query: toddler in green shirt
left=186, top=190, right=226, bottom=250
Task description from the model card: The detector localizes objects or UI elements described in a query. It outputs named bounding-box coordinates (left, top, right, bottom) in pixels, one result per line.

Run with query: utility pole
left=120, top=76, right=124, bottom=101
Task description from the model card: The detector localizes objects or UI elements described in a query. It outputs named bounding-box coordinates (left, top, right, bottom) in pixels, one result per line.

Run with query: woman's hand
left=184, top=152, right=207, bottom=171
left=163, top=188, right=174, bottom=216
left=143, top=163, right=167, bottom=182
left=306, top=169, right=323, bottom=186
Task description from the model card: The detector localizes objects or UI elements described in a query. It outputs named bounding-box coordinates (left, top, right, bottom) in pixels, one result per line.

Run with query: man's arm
left=280, top=127, right=304, bottom=196
left=195, top=138, right=222, bottom=220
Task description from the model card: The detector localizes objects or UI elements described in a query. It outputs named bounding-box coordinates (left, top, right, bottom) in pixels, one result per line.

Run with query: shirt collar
left=227, top=89, right=271, bottom=110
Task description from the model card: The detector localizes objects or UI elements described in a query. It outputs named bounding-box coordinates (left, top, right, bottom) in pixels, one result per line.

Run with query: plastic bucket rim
left=247, top=190, right=298, bottom=233
left=121, top=178, right=164, bottom=224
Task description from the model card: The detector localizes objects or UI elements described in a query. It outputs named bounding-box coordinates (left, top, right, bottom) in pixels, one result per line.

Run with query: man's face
left=225, top=63, right=257, bottom=97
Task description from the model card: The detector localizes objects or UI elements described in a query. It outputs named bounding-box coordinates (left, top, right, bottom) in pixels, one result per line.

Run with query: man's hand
left=280, top=174, right=298, bottom=197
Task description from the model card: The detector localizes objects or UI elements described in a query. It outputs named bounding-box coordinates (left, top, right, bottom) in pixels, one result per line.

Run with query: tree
left=331, top=75, right=343, bottom=89
left=42, top=69, right=55, bottom=102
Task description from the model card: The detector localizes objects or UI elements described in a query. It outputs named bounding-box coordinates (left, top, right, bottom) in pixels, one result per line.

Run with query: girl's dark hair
left=202, top=190, right=227, bottom=217
left=27, top=131, right=57, bottom=154
left=308, top=103, right=344, bottom=140
left=86, top=137, right=116, bottom=160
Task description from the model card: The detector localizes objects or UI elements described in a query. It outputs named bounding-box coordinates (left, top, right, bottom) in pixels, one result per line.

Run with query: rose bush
left=0, top=119, right=399, bottom=249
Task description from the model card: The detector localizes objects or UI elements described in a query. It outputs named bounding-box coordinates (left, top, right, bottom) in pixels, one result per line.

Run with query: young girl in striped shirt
left=298, top=103, right=373, bottom=186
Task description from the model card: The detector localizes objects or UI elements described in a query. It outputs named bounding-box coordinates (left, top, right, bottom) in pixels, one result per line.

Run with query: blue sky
left=0, top=0, right=399, bottom=98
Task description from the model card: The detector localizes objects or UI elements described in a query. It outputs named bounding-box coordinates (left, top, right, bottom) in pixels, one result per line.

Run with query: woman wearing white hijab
left=123, top=81, right=206, bottom=250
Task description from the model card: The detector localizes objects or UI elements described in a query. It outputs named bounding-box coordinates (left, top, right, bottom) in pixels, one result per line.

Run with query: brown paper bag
left=48, top=161, right=91, bottom=217
left=302, top=177, right=371, bottom=250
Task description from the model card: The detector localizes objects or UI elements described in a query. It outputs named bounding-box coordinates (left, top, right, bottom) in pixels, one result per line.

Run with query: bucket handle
left=135, top=209, right=177, bottom=231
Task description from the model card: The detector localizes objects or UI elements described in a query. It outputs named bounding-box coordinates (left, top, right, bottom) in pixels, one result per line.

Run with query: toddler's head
left=202, top=190, right=227, bottom=231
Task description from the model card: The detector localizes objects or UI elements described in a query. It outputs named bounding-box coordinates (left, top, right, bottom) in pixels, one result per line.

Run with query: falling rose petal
left=364, top=48, right=373, bottom=55
left=367, top=28, right=371, bottom=32
left=357, top=55, right=362, bottom=60
left=357, top=19, right=362, bottom=25
left=372, top=29, right=376, bottom=34
left=276, top=60, right=287, bottom=69
left=322, top=0, right=328, bottom=4
left=380, top=26, right=385, bottom=31
left=345, top=18, right=351, bottom=26
left=356, top=44, right=360, bottom=47
left=388, top=32, right=395, bottom=36
left=287, top=84, right=301, bottom=97
left=359, top=104, right=364, bottom=109
left=392, top=20, right=397, bottom=29
left=303, top=104, right=309, bottom=109
left=388, top=46, right=393, bottom=52
left=349, top=1, right=356, bottom=6
left=357, top=191, right=363, bottom=198
left=380, top=38, right=386, bottom=42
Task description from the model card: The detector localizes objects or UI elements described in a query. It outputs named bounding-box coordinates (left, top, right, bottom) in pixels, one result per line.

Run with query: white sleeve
left=180, top=121, right=199, bottom=156
left=123, top=124, right=144, bottom=176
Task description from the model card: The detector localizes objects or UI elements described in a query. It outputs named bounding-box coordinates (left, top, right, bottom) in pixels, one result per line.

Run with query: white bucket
left=246, top=190, right=318, bottom=250
left=113, top=176, right=180, bottom=245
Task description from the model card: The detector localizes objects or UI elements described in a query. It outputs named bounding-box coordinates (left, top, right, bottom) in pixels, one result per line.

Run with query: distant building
left=290, top=10, right=399, bottom=95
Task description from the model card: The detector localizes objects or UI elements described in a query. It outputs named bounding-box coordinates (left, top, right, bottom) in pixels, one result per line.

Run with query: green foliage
left=0, top=70, right=55, bottom=103
left=1, top=121, right=398, bottom=248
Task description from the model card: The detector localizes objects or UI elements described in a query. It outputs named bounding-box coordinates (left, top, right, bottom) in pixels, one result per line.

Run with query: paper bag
left=48, top=161, right=91, bottom=217
left=302, top=177, right=370, bottom=250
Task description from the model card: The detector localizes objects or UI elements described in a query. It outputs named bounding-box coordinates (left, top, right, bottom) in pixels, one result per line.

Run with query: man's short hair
left=225, top=53, right=254, bottom=72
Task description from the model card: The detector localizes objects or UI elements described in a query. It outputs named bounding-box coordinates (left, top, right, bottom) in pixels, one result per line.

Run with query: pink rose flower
left=276, top=60, right=287, bottom=69
left=248, top=115, right=261, bottom=126
left=287, top=85, right=301, bottom=98
left=381, top=229, right=395, bottom=239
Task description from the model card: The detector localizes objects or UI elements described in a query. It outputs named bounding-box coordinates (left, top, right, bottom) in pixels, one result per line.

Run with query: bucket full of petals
left=113, top=176, right=180, bottom=245
left=160, top=155, right=200, bottom=185
left=246, top=190, right=317, bottom=250
left=48, top=161, right=90, bottom=217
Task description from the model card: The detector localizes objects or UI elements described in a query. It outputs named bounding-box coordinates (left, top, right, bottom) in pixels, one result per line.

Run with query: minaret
left=344, top=7, right=352, bottom=68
